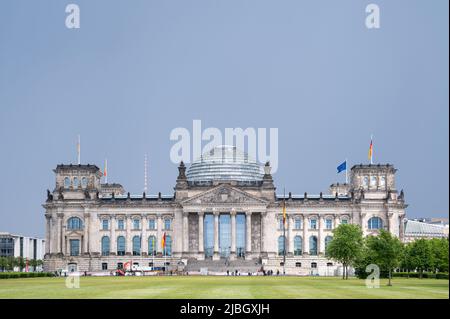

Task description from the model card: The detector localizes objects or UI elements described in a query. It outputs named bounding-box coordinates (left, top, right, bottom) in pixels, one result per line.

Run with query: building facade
left=0, top=232, right=45, bottom=271
left=43, top=145, right=407, bottom=275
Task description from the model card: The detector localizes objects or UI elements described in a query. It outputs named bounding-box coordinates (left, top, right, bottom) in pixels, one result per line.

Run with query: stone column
left=126, top=216, right=132, bottom=255
left=230, top=210, right=236, bottom=258
left=141, top=215, right=148, bottom=255
left=246, top=212, right=252, bottom=255
left=45, top=214, right=51, bottom=255
left=334, top=214, right=340, bottom=229
left=157, top=215, right=162, bottom=254
left=287, top=215, right=293, bottom=255
left=302, top=215, right=308, bottom=255
left=318, top=215, right=324, bottom=255
left=57, top=212, right=63, bottom=255
left=110, top=215, right=116, bottom=255
left=213, top=211, right=219, bottom=259
left=183, top=213, right=189, bottom=254
left=198, top=212, right=204, bottom=254
left=260, top=212, right=266, bottom=253
left=83, top=211, right=90, bottom=255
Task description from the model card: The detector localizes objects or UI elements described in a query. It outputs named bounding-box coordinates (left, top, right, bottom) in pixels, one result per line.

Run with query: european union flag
left=337, top=161, right=347, bottom=173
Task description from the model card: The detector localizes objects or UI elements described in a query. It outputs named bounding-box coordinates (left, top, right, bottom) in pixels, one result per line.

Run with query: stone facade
left=43, top=158, right=407, bottom=275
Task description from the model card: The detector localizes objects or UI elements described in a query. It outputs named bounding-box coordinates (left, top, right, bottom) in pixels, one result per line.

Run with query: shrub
left=0, top=272, right=54, bottom=279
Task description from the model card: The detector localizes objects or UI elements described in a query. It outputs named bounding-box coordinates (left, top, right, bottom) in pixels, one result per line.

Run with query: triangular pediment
left=181, top=184, right=269, bottom=205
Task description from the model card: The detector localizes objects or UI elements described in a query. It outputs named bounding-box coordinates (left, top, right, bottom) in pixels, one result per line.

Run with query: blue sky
left=0, top=0, right=448, bottom=237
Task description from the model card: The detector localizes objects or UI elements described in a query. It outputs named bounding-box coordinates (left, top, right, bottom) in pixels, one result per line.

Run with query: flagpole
left=77, top=135, right=81, bottom=165
left=283, top=188, right=286, bottom=276
left=104, top=159, right=108, bottom=184
left=345, top=158, right=348, bottom=184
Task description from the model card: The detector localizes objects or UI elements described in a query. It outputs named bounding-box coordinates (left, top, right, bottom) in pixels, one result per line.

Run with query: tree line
left=0, top=257, right=43, bottom=272
left=326, top=224, right=449, bottom=286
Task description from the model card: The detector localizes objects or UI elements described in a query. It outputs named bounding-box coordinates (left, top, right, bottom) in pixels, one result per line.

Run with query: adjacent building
left=43, top=145, right=407, bottom=275
left=0, top=232, right=45, bottom=271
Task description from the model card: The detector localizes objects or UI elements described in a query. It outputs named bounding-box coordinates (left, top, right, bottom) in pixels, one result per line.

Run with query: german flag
left=368, top=136, right=373, bottom=164
left=161, top=232, right=166, bottom=250
left=282, top=199, right=286, bottom=226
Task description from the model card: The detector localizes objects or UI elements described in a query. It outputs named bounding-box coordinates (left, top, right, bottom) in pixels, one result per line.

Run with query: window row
left=101, top=218, right=172, bottom=231
left=361, top=175, right=386, bottom=189
left=101, top=235, right=172, bottom=257
left=277, top=235, right=333, bottom=256
left=63, top=176, right=88, bottom=189
left=278, top=217, right=348, bottom=230
left=66, top=217, right=172, bottom=231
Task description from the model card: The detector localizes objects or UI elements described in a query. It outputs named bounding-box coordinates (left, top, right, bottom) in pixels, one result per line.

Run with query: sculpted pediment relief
left=182, top=185, right=268, bottom=205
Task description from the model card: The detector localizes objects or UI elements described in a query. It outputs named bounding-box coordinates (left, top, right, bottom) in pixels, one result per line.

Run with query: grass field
left=0, top=276, right=448, bottom=299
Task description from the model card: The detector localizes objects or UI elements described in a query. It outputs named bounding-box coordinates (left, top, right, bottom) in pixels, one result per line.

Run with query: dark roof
left=350, top=163, right=395, bottom=170
left=55, top=164, right=100, bottom=172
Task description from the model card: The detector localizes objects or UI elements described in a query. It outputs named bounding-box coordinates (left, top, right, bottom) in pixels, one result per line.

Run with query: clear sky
left=0, top=0, right=448, bottom=238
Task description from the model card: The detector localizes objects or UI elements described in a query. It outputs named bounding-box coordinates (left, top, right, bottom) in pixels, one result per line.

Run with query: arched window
left=368, top=217, right=383, bottom=230
left=81, top=177, right=88, bottom=189
left=101, top=236, right=110, bottom=256
left=64, top=177, right=71, bottom=189
left=164, top=218, right=171, bottom=230
left=309, top=236, right=318, bottom=255
left=148, top=218, right=156, bottom=230
left=362, top=176, right=369, bottom=188
left=379, top=176, right=386, bottom=188
left=370, top=176, right=377, bottom=188
left=325, top=218, right=333, bottom=230
left=341, top=218, right=348, bottom=225
left=133, top=219, right=140, bottom=230
left=294, top=236, right=302, bottom=256
left=277, top=236, right=286, bottom=256
left=73, top=177, right=79, bottom=189
left=148, top=236, right=157, bottom=256
left=309, top=218, right=317, bottom=230
left=325, top=236, right=333, bottom=253
left=164, top=235, right=172, bottom=256
left=132, top=236, right=141, bottom=256
left=67, top=217, right=83, bottom=230
left=117, top=236, right=125, bottom=256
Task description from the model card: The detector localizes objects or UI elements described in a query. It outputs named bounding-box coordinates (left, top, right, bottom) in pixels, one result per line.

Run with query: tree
left=366, top=229, right=403, bottom=286
left=400, top=243, right=414, bottom=276
left=409, top=239, right=433, bottom=278
left=0, top=257, right=7, bottom=272
left=326, top=224, right=364, bottom=279
left=429, top=238, right=449, bottom=273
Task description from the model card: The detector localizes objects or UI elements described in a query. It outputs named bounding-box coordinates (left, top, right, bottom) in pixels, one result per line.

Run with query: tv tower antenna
left=144, top=154, right=148, bottom=193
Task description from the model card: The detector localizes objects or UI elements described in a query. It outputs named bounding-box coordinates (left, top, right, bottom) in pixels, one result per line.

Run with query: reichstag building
left=43, top=145, right=407, bottom=275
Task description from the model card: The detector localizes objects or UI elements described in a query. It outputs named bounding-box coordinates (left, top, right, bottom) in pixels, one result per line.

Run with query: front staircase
left=185, top=258, right=262, bottom=274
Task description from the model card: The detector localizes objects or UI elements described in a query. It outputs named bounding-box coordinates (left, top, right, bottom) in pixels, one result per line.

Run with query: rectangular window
left=310, top=219, right=317, bottom=230
left=294, top=218, right=302, bottom=230
left=133, top=219, right=140, bottom=230
left=325, top=219, right=332, bottom=230
left=69, top=239, right=80, bottom=256
left=102, top=219, right=109, bottom=230
left=102, top=263, right=108, bottom=270
left=148, top=219, right=156, bottom=230
left=164, top=219, right=171, bottom=230
left=118, top=219, right=124, bottom=230
left=341, top=219, right=348, bottom=224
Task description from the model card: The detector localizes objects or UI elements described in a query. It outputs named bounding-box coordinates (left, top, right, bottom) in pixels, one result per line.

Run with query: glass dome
left=186, top=145, right=264, bottom=182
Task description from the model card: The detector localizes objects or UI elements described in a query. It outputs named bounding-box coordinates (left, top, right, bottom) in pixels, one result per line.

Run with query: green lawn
left=0, top=276, right=447, bottom=299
